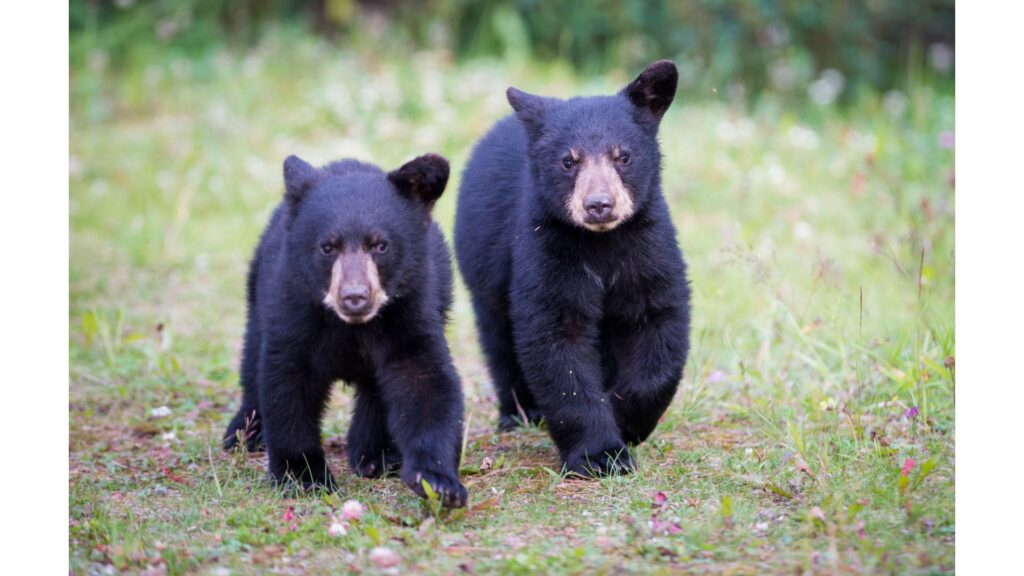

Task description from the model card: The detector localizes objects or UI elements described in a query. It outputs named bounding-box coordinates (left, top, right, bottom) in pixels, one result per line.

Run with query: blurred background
left=70, top=4, right=955, bottom=572
left=72, top=0, right=954, bottom=104
left=69, top=0, right=956, bottom=288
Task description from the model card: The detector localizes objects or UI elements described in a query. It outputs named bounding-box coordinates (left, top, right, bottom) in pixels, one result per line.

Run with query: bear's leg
left=470, top=295, right=542, bottom=431
left=376, top=336, right=468, bottom=507
left=224, top=307, right=264, bottom=451
left=511, top=298, right=634, bottom=477
left=347, top=384, right=401, bottom=478
left=605, top=310, right=689, bottom=445
left=223, top=398, right=261, bottom=452
left=259, top=362, right=336, bottom=491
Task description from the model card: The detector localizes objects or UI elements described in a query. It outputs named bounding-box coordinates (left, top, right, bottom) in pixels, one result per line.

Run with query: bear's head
left=280, top=153, right=449, bottom=324
left=506, top=60, right=678, bottom=232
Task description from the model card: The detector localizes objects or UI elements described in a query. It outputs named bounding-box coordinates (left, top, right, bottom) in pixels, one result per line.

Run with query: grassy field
left=70, top=32, right=955, bottom=575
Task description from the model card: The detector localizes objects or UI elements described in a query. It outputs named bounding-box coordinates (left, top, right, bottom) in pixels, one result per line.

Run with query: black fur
left=224, top=154, right=468, bottom=507
left=454, top=61, right=691, bottom=477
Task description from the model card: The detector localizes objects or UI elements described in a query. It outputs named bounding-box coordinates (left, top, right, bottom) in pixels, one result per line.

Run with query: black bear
left=224, top=153, right=468, bottom=507
left=454, top=60, right=691, bottom=477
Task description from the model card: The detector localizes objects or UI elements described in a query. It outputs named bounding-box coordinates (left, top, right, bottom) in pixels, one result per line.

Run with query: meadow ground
left=70, top=33, right=955, bottom=575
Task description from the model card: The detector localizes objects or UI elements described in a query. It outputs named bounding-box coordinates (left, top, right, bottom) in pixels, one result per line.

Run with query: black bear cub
left=224, top=153, right=467, bottom=507
left=454, top=60, right=691, bottom=477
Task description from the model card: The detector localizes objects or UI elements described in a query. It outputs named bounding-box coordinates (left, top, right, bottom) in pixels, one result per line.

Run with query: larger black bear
left=224, top=153, right=468, bottom=507
left=454, top=60, right=691, bottom=476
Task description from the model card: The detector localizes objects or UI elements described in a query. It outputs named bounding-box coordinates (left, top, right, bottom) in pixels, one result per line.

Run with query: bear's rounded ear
left=621, top=60, right=678, bottom=125
left=388, top=153, right=449, bottom=211
left=283, top=155, right=320, bottom=206
left=507, top=87, right=556, bottom=139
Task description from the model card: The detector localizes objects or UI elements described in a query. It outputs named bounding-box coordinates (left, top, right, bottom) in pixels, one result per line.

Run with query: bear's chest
left=310, top=328, right=377, bottom=384
left=578, top=245, right=678, bottom=323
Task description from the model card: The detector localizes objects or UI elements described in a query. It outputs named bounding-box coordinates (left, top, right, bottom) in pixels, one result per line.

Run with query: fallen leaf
left=252, top=544, right=285, bottom=565
left=652, top=491, right=668, bottom=508
left=441, top=545, right=485, bottom=555
left=765, top=484, right=794, bottom=500
left=650, top=516, right=683, bottom=535
left=162, top=467, right=186, bottom=484
left=901, top=458, right=916, bottom=476
left=793, top=456, right=816, bottom=480
left=469, top=497, right=501, bottom=513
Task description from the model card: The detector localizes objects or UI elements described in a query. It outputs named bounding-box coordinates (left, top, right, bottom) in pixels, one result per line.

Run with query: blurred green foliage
left=70, top=0, right=953, bottom=100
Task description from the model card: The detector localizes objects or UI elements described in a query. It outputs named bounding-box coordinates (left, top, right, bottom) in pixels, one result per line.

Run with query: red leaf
left=162, top=467, right=186, bottom=484
left=900, top=458, right=916, bottom=476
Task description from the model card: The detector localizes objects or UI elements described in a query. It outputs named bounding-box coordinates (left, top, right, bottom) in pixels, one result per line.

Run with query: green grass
left=70, top=30, right=954, bottom=575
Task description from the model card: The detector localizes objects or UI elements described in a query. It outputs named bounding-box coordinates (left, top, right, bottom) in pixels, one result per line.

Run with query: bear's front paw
left=565, top=444, right=635, bottom=478
left=402, top=468, right=468, bottom=508
left=272, top=470, right=338, bottom=493
left=269, top=454, right=338, bottom=493
left=351, top=451, right=402, bottom=478
left=300, top=473, right=338, bottom=493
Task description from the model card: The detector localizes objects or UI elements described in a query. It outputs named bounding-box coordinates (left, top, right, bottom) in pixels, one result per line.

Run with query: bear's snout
left=584, top=192, right=616, bottom=222
left=322, top=250, right=390, bottom=324
left=567, top=155, right=635, bottom=232
left=340, top=284, right=371, bottom=315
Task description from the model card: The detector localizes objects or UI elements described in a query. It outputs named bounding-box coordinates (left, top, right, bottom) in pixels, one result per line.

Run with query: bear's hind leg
left=224, top=401, right=262, bottom=452
left=471, top=295, right=542, bottom=431
left=347, top=384, right=401, bottom=478
left=224, top=308, right=264, bottom=451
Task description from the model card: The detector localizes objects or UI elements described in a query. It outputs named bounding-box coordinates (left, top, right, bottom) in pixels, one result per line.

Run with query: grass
left=70, top=29, right=955, bottom=575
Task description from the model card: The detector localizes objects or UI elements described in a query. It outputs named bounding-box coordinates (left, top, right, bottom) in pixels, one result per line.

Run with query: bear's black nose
left=584, top=193, right=615, bottom=221
left=341, top=286, right=370, bottom=314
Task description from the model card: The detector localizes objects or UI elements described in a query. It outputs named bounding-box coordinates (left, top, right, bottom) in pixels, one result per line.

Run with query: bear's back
left=454, top=115, right=529, bottom=297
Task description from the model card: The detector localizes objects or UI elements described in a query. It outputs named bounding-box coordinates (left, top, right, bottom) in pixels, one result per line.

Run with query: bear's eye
left=618, top=153, right=631, bottom=165
left=561, top=157, right=576, bottom=170
left=320, top=243, right=334, bottom=256
left=372, top=240, right=389, bottom=254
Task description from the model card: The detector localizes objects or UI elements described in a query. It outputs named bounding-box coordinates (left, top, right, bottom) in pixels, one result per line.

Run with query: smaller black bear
left=454, top=60, right=691, bottom=477
left=224, top=153, right=467, bottom=507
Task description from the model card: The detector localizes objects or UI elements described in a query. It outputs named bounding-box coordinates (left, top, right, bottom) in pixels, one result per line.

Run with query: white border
left=0, top=4, right=69, bottom=573
left=957, top=1, right=1024, bottom=572
left=8, top=1, right=1020, bottom=572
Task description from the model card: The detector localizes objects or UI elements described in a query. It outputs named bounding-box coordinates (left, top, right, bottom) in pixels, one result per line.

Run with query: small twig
left=858, top=286, right=864, bottom=409
left=511, top=388, right=529, bottom=427
left=208, top=444, right=223, bottom=499
left=460, top=411, right=472, bottom=465
left=917, top=247, right=925, bottom=301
